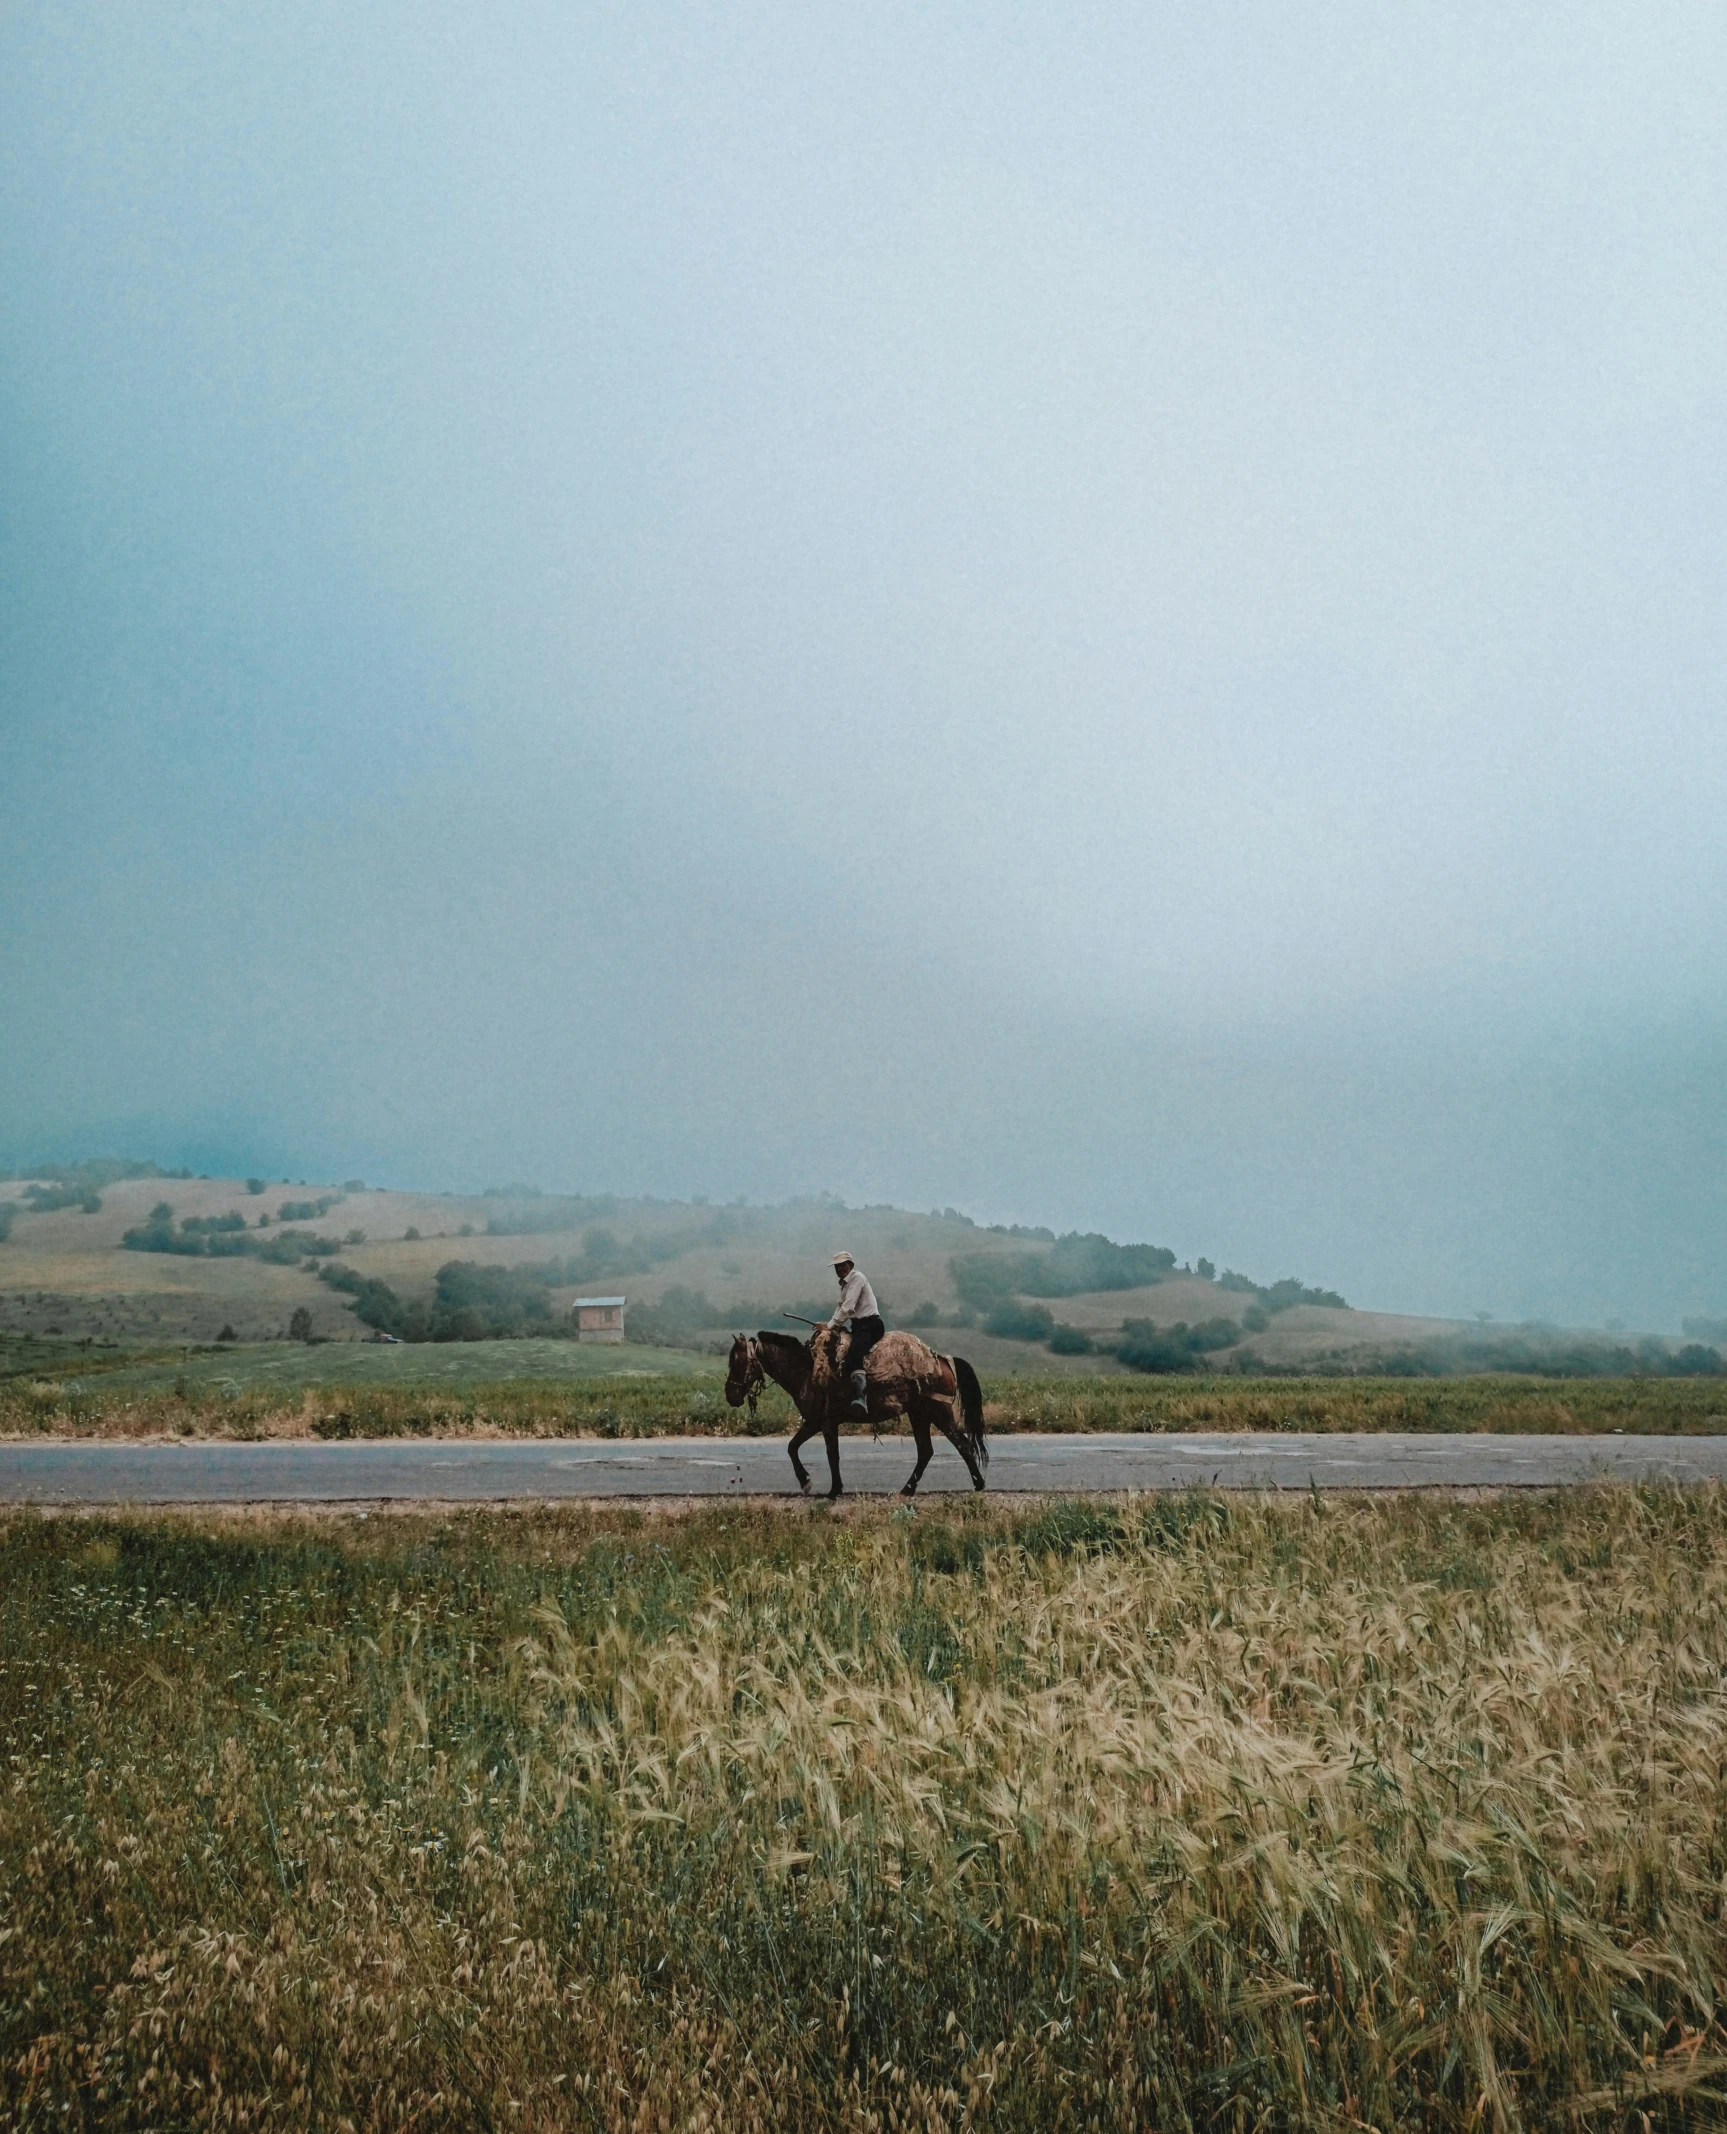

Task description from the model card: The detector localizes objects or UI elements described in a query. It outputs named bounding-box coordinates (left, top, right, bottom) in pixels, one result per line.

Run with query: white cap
left=832, top=1251, right=853, bottom=1267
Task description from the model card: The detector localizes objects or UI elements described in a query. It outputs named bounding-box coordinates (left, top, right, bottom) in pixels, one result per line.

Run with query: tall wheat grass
left=4, top=1367, right=1725, bottom=1440
left=5, top=1489, right=1727, bottom=2127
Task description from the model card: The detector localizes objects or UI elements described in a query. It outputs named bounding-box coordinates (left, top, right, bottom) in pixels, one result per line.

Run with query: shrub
left=1026, top=1233, right=1178, bottom=1295
left=431, top=1261, right=555, bottom=1339
left=951, top=1256, right=1020, bottom=1313
left=1117, top=1317, right=1243, bottom=1374
left=984, top=1299, right=1056, bottom=1343
left=404, top=1227, right=421, bottom=1241
left=122, top=1206, right=205, bottom=1256
left=254, top=1229, right=346, bottom=1264
left=319, top=1265, right=426, bottom=1340
left=22, top=1181, right=103, bottom=1214
left=1262, top=1277, right=1350, bottom=1313
left=952, top=1234, right=1179, bottom=1312
left=1046, top=1324, right=1092, bottom=1355
left=626, top=1287, right=728, bottom=1350
left=288, top=1307, right=313, bottom=1342
left=245, top=1179, right=267, bottom=1195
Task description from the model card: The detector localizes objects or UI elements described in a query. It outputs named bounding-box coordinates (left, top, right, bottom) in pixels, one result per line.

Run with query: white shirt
left=832, top=1267, right=879, bottom=1325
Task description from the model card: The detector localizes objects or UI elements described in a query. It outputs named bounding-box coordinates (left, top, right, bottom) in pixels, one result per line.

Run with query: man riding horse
left=829, top=1251, right=884, bottom=1417
left=722, top=1247, right=986, bottom=1497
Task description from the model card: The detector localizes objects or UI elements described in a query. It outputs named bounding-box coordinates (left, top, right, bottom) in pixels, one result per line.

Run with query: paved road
left=4, top=1431, right=1727, bottom=1504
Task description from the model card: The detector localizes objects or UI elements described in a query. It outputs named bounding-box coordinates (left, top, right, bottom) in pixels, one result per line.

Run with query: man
left=829, top=1252, right=884, bottom=1417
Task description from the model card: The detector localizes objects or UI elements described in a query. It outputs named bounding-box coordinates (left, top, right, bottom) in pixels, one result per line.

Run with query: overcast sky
left=4, top=3, right=1725, bottom=1329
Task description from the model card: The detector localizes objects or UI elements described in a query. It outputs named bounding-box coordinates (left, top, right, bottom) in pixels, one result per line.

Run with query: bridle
left=726, top=1334, right=765, bottom=1419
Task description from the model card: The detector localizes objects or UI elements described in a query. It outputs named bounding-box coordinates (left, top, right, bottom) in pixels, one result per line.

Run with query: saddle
left=808, top=1323, right=950, bottom=1427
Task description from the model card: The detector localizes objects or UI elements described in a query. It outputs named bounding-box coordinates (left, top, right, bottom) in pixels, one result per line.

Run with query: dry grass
left=4, top=1363, right=1727, bottom=1443
left=0, top=1373, right=754, bottom=1443
left=6, top=1489, right=1727, bottom=2127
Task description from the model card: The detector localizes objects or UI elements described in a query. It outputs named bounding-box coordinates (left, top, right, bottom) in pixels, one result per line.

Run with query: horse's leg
left=932, top=1399, right=986, bottom=1491
left=788, top=1418, right=818, bottom=1494
left=902, top=1407, right=934, bottom=1496
left=823, top=1417, right=843, bottom=1501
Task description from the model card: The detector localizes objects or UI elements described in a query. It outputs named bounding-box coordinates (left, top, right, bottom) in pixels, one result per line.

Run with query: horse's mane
left=755, top=1328, right=811, bottom=1353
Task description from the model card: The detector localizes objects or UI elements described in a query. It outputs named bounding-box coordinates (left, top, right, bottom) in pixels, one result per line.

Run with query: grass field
left=6, top=1488, right=1727, bottom=2128
left=3, top=1335, right=1727, bottom=1440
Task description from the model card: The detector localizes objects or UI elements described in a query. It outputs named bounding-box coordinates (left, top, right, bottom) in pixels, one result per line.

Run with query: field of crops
left=6, top=1487, right=1727, bottom=2128
left=5, top=1336, right=1727, bottom=1441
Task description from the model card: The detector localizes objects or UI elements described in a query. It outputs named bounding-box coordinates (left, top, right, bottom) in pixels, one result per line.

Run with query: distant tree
left=245, top=1179, right=267, bottom=1195
left=345, top=1229, right=366, bottom=1245
left=404, top=1227, right=421, bottom=1241
left=983, top=1299, right=1056, bottom=1343
left=1117, top=1317, right=1242, bottom=1374
left=1047, top=1324, right=1092, bottom=1354
left=1261, top=1278, right=1349, bottom=1314
left=288, top=1307, right=314, bottom=1343
left=217, top=1324, right=237, bottom=1342
left=1195, top=1258, right=1216, bottom=1282
left=907, top=1301, right=939, bottom=1327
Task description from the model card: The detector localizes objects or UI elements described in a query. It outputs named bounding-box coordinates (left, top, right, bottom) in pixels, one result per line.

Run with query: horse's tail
left=951, top=1355, right=987, bottom=1469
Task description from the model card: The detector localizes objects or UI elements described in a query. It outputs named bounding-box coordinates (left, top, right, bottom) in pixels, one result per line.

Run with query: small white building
left=571, top=1295, right=625, bottom=1344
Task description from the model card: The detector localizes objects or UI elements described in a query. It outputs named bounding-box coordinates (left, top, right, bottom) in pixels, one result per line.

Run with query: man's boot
left=849, top=1370, right=869, bottom=1417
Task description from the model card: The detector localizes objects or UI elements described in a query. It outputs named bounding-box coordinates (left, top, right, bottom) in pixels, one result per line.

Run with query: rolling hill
left=0, top=1161, right=1460, bottom=1374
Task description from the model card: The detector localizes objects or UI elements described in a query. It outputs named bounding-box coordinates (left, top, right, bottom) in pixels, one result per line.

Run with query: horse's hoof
left=826, top=1489, right=843, bottom=1504
left=972, top=1475, right=986, bottom=1492
left=797, top=1476, right=811, bottom=1495
left=899, top=1483, right=917, bottom=1498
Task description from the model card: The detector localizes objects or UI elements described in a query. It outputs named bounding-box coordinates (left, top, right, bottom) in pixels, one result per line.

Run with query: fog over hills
left=5, top=1164, right=1718, bottom=1380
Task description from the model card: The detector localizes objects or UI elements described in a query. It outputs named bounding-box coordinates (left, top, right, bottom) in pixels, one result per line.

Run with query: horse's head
left=724, top=1333, right=764, bottom=1411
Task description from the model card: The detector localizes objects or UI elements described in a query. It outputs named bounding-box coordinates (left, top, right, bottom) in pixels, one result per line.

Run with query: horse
left=725, top=1325, right=988, bottom=1500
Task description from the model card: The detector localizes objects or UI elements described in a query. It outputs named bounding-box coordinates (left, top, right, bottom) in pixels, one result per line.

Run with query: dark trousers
left=842, top=1315, right=885, bottom=1376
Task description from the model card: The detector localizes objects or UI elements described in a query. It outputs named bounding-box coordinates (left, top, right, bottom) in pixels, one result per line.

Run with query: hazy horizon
left=5, top=6, right=1725, bottom=1332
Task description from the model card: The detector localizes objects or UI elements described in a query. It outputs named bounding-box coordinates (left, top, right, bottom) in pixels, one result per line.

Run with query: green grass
left=979, top=1369, right=1727, bottom=1434
left=3, top=1337, right=1726, bottom=1440
left=0, top=1332, right=718, bottom=1391
left=6, top=1489, right=1727, bottom=2127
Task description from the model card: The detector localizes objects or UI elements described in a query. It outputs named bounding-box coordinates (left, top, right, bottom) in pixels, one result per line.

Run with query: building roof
left=571, top=1296, right=626, bottom=1308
